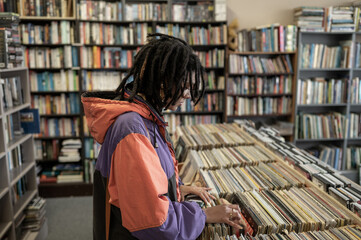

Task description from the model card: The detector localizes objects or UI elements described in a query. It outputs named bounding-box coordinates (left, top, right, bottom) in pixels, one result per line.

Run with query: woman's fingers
left=224, top=218, right=243, bottom=229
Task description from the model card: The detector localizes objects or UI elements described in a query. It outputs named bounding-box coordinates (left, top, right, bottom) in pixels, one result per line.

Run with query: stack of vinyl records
left=22, top=197, right=46, bottom=232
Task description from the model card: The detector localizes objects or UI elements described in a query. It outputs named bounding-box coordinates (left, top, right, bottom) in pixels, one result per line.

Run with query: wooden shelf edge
left=0, top=221, right=13, bottom=239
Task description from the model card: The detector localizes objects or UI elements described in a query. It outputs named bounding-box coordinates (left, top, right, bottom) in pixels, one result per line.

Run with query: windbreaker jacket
left=81, top=91, right=206, bottom=240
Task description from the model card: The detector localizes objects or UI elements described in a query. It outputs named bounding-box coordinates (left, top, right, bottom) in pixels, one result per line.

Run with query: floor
left=45, top=196, right=92, bottom=240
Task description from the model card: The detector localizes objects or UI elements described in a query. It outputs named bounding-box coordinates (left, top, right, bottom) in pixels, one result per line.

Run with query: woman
left=82, top=33, right=243, bottom=240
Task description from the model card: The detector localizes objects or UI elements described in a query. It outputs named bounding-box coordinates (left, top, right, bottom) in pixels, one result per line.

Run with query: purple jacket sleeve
left=131, top=197, right=206, bottom=240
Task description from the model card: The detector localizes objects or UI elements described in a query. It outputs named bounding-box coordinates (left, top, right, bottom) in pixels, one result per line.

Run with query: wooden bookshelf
left=0, top=67, right=47, bottom=239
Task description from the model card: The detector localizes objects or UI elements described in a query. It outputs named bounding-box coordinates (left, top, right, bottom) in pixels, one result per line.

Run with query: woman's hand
left=180, top=185, right=216, bottom=204
left=203, top=204, right=244, bottom=229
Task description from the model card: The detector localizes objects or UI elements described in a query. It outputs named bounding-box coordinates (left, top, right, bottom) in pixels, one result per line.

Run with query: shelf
left=0, top=187, right=8, bottom=200
left=40, top=114, right=81, bottom=117
left=204, top=67, right=224, bottom=70
left=0, top=67, right=28, bottom=73
left=7, top=134, right=32, bottom=152
left=9, top=162, right=35, bottom=186
left=190, top=44, right=227, bottom=48
left=297, top=103, right=347, bottom=108
left=228, top=93, right=292, bottom=97
left=0, top=222, right=12, bottom=239
left=35, top=136, right=81, bottom=140
left=339, top=169, right=358, bottom=174
left=4, top=103, right=31, bottom=116
left=163, top=111, right=223, bottom=115
left=347, top=138, right=361, bottom=145
left=229, top=51, right=296, bottom=55
left=81, top=67, right=130, bottom=71
left=155, top=20, right=227, bottom=25
left=13, top=189, right=37, bottom=220
left=28, top=67, right=77, bottom=71
left=22, top=43, right=72, bottom=47
left=204, top=89, right=224, bottom=93
left=31, top=91, right=80, bottom=94
left=295, top=138, right=344, bottom=143
left=299, top=68, right=350, bottom=71
left=228, top=72, right=293, bottom=76
left=83, top=43, right=144, bottom=48
left=0, top=152, right=5, bottom=159
left=20, top=16, right=76, bottom=21
left=227, top=113, right=291, bottom=118
left=38, top=182, right=93, bottom=198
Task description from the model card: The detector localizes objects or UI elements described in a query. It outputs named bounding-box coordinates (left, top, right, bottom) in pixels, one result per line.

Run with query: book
left=20, top=108, right=40, bottom=134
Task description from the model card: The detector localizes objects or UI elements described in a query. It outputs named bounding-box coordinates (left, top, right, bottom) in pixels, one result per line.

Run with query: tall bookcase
left=0, top=67, right=47, bottom=240
left=294, top=31, right=361, bottom=183
left=226, top=25, right=298, bottom=141
left=18, top=0, right=227, bottom=197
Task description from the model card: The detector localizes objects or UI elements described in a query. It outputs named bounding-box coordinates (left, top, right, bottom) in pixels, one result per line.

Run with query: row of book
left=300, top=43, right=352, bottom=69
left=346, top=147, right=361, bottom=171
left=172, top=2, right=214, bottom=22
left=296, top=112, right=346, bottom=140
left=3, top=112, right=22, bottom=143
left=1, top=76, right=24, bottom=109
left=7, top=145, right=23, bottom=171
left=227, top=75, right=292, bottom=95
left=35, top=139, right=60, bottom=160
left=350, top=113, right=361, bottom=138
left=21, top=197, right=46, bottom=234
left=84, top=159, right=95, bottom=183
left=155, top=24, right=227, bottom=45
left=79, top=22, right=150, bottom=45
left=297, top=78, right=348, bottom=105
left=21, top=21, right=73, bottom=45
left=294, top=6, right=359, bottom=32
left=237, top=25, right=298, bottom=53
left=178, top=93, right=223, bottom=112
left=22, top=0, right=73, bottom=17
left=316, top=146, right=344, bottom=171
left=39, top=163, right=83, bottom=183
left=226, top=96, right=292, bottom=116
left=77, top=1, right=122, bottom=21
left=0, top=13, right=23, bottom=69
left=11, top=175, right=28, bottom=207
left=37, top=117, right=79, bottom=137
left=229, top=55, right=293, bottom=74
left=84, top=137, right=100, bottom=159
left=29, top=70, right=79, bottom=92
left=205, top=71, right=225, bottom=90
left=80, top=46, right=136, bottom=69
left=25, top=46, right=78, bottom=69
left=82, top=70, right=122, bottom=91
left=31, top=93, right=80, bottom=115
left=164, top=114, right=219, bottom=136
left=195, top=49, right=225, bottom=68
left=125, top=3, right=167, bottom=21
left=351, top=77, right=361, bottom=104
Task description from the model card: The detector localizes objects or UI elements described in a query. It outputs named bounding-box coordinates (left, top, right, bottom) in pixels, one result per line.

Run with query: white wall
left=227, top=0, right=354, bottom=29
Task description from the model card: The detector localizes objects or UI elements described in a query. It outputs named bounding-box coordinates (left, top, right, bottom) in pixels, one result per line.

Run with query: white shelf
left=4, top=103, right=31, bottom=116
left=9, top=162, right=35, bottom=186
left=0, top=152, right=5, bottom=159
left=0, top=67, right=28, bottom=73
left=0, top=221, right=12, bottom=239
left=0, top=187, right=8, bottom=200
left=7, top=134, right=32, bottom=152
left=13, top=189, right=37, bottom=220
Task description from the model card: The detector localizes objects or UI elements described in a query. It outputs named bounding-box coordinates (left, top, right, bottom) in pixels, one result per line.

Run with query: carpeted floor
left=45, top=196, right=92, bottom=240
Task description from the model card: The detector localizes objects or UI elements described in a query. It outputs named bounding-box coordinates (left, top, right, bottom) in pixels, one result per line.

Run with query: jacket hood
left=81, top=91, right=167, bottom=144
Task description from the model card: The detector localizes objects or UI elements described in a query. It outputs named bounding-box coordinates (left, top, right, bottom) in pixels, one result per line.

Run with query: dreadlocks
left=115, top=33, right=205, bottom=113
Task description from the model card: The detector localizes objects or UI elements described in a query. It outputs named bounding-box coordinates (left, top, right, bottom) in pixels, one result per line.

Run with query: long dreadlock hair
left=115, top=33, right=205, bottom=113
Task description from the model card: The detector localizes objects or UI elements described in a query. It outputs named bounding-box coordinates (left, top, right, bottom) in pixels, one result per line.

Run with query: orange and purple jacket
left=82, top=91, right=206, bottom=240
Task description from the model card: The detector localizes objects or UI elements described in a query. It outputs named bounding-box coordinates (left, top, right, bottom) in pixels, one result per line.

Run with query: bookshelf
left=0, top=67, right=47, bottom=240
left=226, top=25, right=298, bottom=140
left=294, top=31, right=361, bottom=183
left=16, top=0, right=226, bottom=196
